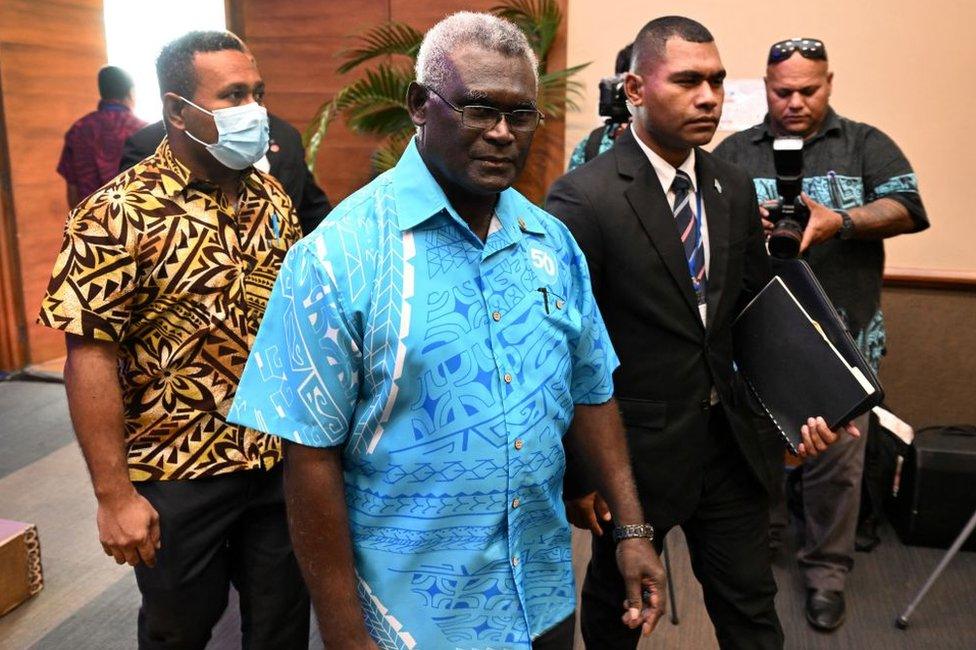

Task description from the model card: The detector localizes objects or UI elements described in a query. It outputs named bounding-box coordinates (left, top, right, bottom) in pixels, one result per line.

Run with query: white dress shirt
left=632, top=135, right=711, bottom=326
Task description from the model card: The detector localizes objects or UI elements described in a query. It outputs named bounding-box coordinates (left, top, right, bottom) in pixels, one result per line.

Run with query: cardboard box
left=0, top=519, right=43, bottom=616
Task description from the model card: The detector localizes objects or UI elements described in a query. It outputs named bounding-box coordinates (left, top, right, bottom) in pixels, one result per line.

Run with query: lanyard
left=680, top=187, right=706, bottom=299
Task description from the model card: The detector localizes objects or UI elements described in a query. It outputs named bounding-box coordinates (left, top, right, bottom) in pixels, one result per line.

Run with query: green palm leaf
left=371, top=131, right=414, bottom=174
left=337, top=22, right=423, bottom=74
left=336, top=65, right=413, bottom=134
left=302, top=87, right=348, bottom=170
left=538, top=62, right=590, bottom=117
left=491, top=0, right=562, bottom=65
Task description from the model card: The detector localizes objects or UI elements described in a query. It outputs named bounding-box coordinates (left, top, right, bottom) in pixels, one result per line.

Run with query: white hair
left=415, top=12, right=539, bottom=92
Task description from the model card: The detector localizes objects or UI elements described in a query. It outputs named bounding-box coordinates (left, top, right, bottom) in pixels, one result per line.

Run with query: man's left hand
left=799, top=192, right=843, bottom=252
left=797, top=416, right=861, bottom=458
left=615, top=537, right=667, bottom=637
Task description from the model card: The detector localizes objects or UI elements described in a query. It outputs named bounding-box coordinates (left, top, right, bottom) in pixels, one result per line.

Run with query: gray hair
left=415, top=12, right=539, bottom=92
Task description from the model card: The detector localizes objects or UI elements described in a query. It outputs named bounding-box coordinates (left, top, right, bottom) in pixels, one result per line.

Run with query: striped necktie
left=671, top=170, right=707, bottom=304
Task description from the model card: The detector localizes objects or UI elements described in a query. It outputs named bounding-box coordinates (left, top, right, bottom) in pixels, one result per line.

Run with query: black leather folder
left=732, top=258, right=884, bottom=453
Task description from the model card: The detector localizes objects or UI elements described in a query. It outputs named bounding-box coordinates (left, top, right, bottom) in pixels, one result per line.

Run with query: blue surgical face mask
left=179, top=96, right=269, bottom=170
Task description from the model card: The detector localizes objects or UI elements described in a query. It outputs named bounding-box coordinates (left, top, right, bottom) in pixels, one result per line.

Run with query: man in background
left=57, top=65, right=146, bottom=208
left=714, top=36, right=928, bottom=632
left=566, top=43, right=633, bottom=170
left=120, top=114, right=331, bottom=235
left=39, top=31, right=309, bottom=648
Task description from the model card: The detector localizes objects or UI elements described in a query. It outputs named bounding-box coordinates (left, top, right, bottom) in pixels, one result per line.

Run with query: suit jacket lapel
left=697, top=152, right=730, bottom=333
left=616, top=130, right=702, bottom=324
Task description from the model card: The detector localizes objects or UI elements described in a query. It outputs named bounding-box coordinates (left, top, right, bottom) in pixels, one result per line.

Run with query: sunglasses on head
left=767, top=38, right=827, bottom=64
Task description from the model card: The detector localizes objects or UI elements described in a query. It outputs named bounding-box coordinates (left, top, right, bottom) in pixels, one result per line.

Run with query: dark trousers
left=533, top=615, right=575, bottom=650
left=580, top=409, right=784, bottom=650
left=133, top=466, right=309, bottom=650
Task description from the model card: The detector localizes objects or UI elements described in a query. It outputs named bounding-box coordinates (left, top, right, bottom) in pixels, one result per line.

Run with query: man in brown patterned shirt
left=39, top=31, right=309, bottom=649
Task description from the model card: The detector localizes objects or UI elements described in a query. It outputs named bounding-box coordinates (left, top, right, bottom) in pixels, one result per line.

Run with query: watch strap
left=612, top=523, right=655, bottom=543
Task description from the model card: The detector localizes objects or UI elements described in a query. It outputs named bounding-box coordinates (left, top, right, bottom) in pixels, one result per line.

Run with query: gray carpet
left=0, top=380, right=74, bottom=478
left=1, top=380, right=973, bottom=649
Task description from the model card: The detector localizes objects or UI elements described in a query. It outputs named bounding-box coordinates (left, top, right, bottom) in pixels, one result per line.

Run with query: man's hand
left=616, top=538, right=667, bottom=637
left=96, top=488, right=161, bottom=567
left=799, top=192, right=843, bottom=252
left=797, top=417, right=861, bottom=459
left=565, top=491, right=611, bottom=536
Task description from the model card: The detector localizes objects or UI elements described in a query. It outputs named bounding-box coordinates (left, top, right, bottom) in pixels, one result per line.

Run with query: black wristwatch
left=835, top=209, right=855, bottom=240
left=612, top=523, right=655, bottom=543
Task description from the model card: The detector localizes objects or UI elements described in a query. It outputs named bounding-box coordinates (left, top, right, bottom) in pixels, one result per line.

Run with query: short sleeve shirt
left=57, top=100, right=147, bottom=199
left=714, top=109, right=928, bottom=347
left=229, top=139, right=619, bottom=647
left=39, top=138, right=302, bottom=481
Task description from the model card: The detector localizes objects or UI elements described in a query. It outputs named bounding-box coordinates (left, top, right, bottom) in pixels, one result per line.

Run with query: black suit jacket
left=546, top=128, right=773, bottom=528
left=119, top=116, right=331, bottom=235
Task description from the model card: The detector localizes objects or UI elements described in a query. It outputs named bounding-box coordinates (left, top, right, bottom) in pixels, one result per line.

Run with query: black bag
left=887, top=424, right=976, bottom=550
left=856, top=407, right=912, bottom=551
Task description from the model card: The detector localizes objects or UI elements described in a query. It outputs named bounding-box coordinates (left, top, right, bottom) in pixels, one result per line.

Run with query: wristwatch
left=612, top=523, right=655, bottom=543
left=835, top=209, right=855, bottom=240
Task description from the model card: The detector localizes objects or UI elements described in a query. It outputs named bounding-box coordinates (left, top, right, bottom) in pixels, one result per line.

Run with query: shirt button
left=492, top=310, right=502, bottom=322
left=555, top=299, right=565, bottom=310
left=512, top=497, right=521, bottom=509
left=503, top=373, right=513, bottom=383
left=514, top=439, right=524, bottom=451
left=512, top=556, right=520, bottom=567
left=700, top=398, right=710, bottom=411
left=518, top=217, right=528, bottom=231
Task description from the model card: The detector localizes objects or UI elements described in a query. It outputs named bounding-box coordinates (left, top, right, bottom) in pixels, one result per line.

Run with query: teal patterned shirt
left=229, top=139, right=618, bottom=648
left=714, top=109, right=929, bottom=370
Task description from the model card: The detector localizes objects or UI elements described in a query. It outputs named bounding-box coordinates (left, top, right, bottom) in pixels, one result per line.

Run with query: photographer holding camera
left=566, top=43, right=633, bottom=170
left=714, top=37, right=929, bottom=632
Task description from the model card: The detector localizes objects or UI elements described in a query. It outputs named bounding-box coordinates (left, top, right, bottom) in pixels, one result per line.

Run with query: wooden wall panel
left=234, top=0, right=569, bottom=205
left=0, top=69, right=26, bottom=370
left=0, top=0, right=106, bottom=367
left=235, top=0, right=389, bottom=204
left=879, top=286, right=976, bottom=428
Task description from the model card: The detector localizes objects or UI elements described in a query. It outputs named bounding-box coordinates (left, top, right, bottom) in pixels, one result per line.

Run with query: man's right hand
left=96, top=489, right=161, bottom=567
left=565, top=491, right=611, bottom=536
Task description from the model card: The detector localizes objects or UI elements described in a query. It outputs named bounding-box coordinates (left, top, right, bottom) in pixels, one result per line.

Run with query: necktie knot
left=671, top=170, right=692, bottom=193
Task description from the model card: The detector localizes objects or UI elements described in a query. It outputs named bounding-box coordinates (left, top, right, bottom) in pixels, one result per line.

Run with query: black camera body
left=598, top=74, right=630, bottom=126
left=766, top=137, right=810, bottom=259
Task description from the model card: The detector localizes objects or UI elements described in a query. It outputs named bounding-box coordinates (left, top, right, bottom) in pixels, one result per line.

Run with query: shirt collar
left=391, top=137, right=545, bottom=236
left=632, top=133, right=697, bottom=194
left=754, top=107, right=842, bottom=143
left=153, top=137, right=194, bottom=197
left=98, top=99, right=130, bottom=112
left=152, top=136, right=263, bottom=198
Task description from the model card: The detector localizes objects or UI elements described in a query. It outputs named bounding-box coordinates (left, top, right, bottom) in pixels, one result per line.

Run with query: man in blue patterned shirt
left=714, top=37, right=929, bottom=632
left=229, top=12, right=664, bottom=650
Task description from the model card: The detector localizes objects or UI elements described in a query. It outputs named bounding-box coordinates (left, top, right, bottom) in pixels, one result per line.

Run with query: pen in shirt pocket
left=536, top=287, right=567, bottom=315
left=826, top=171, right=843, bottom=209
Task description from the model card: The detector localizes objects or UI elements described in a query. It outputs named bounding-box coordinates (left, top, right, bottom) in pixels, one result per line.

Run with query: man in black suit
left=120, top=115, right=331, bottom=235
left=546, top=16, right=855, bottom=649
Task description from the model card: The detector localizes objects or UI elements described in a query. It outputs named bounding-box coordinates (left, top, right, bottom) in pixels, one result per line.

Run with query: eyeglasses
left=767, top=38, right=827, bottom=64
left=424, top=85, right=543, bottom=133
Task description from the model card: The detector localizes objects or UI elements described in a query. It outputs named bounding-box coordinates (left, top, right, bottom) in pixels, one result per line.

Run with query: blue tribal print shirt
left=229, top=139, right=619, bottom=648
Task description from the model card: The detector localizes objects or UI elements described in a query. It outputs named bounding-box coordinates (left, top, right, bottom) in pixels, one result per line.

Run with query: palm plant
left=303, top=0, right=588, bottom=174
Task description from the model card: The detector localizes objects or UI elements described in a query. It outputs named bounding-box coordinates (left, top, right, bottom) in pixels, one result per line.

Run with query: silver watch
left=612, top=523, right=655, bottom=543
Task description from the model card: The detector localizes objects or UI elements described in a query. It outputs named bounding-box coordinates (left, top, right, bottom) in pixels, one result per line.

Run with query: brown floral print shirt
left=39, top=138, right=302, bottom=480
